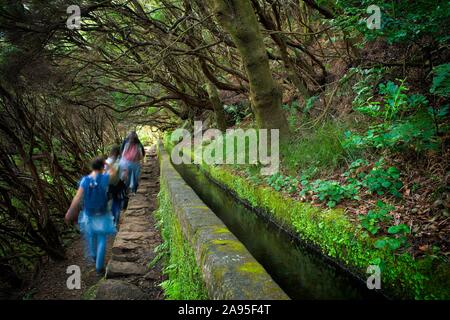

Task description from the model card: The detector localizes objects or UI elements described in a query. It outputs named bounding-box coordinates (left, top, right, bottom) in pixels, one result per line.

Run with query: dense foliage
left=0, top=0, right=448, bottom=299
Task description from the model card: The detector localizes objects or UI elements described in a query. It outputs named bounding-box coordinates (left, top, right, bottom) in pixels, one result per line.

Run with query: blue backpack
left=82, top=174, right=110, bottom=215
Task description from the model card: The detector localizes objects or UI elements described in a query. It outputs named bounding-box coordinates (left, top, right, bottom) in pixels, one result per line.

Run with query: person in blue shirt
left=65, top=157, right=117, bottom=274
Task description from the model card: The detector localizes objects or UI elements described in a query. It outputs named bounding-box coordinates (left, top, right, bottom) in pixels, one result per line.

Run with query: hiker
left=65, top=157, right=117, bottom=274
left=105, top=145, right=127, bottom=225
left=120, top=131, right=145, bottom=194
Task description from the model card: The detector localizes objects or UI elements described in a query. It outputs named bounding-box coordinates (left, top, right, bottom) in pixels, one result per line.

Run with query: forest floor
left=23, top=238, right=107, bottom=300
left=20, top=148, right=164, bottom=300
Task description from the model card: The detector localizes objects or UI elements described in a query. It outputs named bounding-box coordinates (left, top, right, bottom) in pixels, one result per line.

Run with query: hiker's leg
left=123, top=194, right=129, bottom=210
left=95, top=234, right=107, bottom=272
left=129, top=167, right=136, bottom=193
left=134, top=164, right=141, bottom=192
left=130, top=164, right=140, bottom=193
left=112, top=198, right=120, bottom=224
left=115, top=204, right=121, bottom=224
left=115, top=198, right=122, bottom=224
left=87, top=233, right=97, bottom=261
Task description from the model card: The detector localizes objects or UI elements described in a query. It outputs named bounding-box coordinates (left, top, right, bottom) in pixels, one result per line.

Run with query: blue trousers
left=111, top=198, right=122, bottom=224
left=120, top=159, right=141, bottom=193
left=87, top=233, right=107, bottom=272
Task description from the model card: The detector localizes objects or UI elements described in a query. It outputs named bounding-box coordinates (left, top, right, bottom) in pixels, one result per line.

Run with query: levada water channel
left=174, top=163, right=385, bottom=300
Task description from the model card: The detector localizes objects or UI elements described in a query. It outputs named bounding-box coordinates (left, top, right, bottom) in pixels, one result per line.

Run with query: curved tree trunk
left=209, top=0, right=289, bottom=139
left=206, top=82, right=228, bottom=132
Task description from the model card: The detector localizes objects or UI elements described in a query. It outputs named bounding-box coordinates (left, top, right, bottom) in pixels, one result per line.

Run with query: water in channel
left=174, top=163, right=384, bottom=300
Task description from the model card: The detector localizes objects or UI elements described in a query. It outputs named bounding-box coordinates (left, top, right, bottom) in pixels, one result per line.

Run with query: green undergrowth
left=204, top=163, right=449, bottom=299
left=155, top=186, right=208, bottom=300
left=280, top=119, right=362, bottom=176
left=163, top=137, right=449, bottom=300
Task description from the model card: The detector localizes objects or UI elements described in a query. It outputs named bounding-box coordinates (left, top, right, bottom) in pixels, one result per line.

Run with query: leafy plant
left=430, top=63, right=450, bottom=98
left=408, top=94, right=429, bottom=109
left=266, top=173, right=299, bottom=194
left=351, top=67, right=385, bottom=111
left=375, top=224, right=410, bottom=251
left=301, top=179, right=360, bottom=208
left=304, top=95, right=319, bottom=113
left=345, top=158, right=369, bottom=176
left=359, top=201, right=394, bottom=235
left=355, top=79, right=410, bottom=120
left=224, top=103, right=250, bottom=124
left=378, top=79, right=409, bottom=120
left=156, top=190, right=208, bottom=300
left=344, top=112, right=441, bottom=152
left=362, top=159, right=403, bottom=197
left=345, top=79, right=443, bottom=153
left=359, top=201, right=410, bottom=251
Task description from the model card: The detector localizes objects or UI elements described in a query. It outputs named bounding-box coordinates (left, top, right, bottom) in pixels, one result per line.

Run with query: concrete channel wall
left=158, top=145, right=289, bottom=300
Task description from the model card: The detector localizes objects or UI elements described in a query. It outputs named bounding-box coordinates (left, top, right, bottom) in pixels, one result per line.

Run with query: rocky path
left=95, top=147, right=164, bottom=300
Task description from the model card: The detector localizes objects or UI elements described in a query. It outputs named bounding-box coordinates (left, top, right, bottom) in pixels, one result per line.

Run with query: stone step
left=95, top=280, right=147, bottom=300
left=120, top=223, right=150, bottom=233
left=126, top=203, right=148, bottom=211
left=106, top=261, right=147, bottom=278
left=116, top=231, right=155, bottom=241
left=111, top=238, right=140, bottom=255
left=125, top=209, right=147, bottom=217
left=111, top=253, right=139, bottom=263
left=121, top=217, right=152, bottom=226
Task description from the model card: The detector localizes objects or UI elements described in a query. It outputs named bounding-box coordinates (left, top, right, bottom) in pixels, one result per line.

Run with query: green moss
left=239, top=262, right=265, bottom=274
left=190, top=205, right=211, bottom=211
left=212, top=239, right=246, bottom=253
left=213, top=227, right=230, bottom=234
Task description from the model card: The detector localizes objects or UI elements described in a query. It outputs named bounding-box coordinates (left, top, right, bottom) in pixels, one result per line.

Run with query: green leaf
left=387, top=238, right=402, bottom=250
left=381, top=181, right=392, bottom=188
left=374, top=239, right=387, bottom=249
left=388, top=224, right=410, bottom=234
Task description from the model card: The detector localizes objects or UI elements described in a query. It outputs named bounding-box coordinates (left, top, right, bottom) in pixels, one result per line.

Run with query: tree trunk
left=206, top=82, right=228, bottom=132
left=251, top=0, right=311, bottom=99
left=209, top=0, right=289, bottom=139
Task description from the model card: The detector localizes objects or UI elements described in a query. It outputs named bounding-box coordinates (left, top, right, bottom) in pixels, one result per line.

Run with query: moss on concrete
left=239, top=262, right=265, bottom=274
left=213, top=227, right=230, bottom=234
left=157, top=144, right=289, bottom=300
left=211, top=239, right=247, bottom=253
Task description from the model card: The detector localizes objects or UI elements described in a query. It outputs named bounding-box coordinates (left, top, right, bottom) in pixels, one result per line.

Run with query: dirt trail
left=27, top=147, right=164, bottom=300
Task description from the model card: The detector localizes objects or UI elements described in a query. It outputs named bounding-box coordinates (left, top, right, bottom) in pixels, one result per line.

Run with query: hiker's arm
left=65, top=187, right=83, bottom=223
left=119, top=139, right=127, bottom=155
left=108, top=165, right=118, bottom=182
